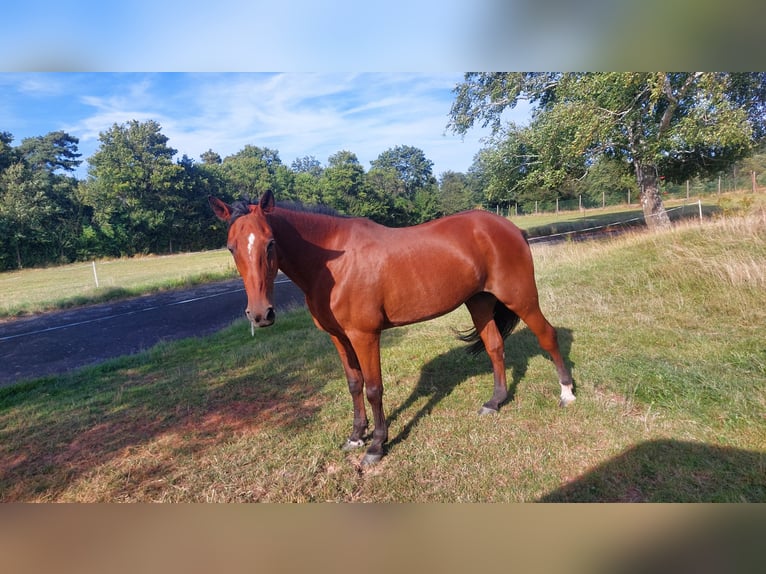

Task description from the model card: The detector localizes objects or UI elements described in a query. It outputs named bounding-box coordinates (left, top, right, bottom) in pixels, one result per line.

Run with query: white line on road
left=0, top=278, right=293, bottom=343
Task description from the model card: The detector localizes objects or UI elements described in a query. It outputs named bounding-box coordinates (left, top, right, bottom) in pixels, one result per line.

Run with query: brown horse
left=209, top=190, right=575, bottom=465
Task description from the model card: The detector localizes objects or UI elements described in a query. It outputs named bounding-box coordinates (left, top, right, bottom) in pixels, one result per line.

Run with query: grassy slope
left=1, top=209, right=764, bottom=501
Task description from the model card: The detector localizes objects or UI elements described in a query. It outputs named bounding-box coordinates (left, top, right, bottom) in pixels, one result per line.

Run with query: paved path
left=0, top=276, right=304, bottom=387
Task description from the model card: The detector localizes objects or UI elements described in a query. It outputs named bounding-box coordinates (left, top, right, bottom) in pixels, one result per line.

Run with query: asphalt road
left=0, top=276, right=305, bottom=387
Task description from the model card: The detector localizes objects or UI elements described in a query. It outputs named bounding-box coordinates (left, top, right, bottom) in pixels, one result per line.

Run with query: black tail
left=457, top=301, right=521, bottom=356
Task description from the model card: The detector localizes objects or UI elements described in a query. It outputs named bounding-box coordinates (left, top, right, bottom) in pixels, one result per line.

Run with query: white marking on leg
left=559, top=383, right=576, bottom=407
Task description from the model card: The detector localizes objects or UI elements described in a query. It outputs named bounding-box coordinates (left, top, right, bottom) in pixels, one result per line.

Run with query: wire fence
left=526, top=203, right=700, bottom=244
left=492, top=172, right=764, bottom=218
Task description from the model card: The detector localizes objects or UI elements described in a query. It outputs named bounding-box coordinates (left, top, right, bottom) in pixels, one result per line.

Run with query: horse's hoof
left=558, top=395, right=576, bottom=408
left=361, top=452, right=383, bottom=466
left=342, top=438, right=365, bottom=451
left=478, top=405, right=498, bottom=416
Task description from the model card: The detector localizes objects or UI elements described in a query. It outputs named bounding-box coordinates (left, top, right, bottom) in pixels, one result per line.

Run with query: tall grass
left=1, top=208, right=764, bottom=501
left=534, top=209, right=766, bottom=438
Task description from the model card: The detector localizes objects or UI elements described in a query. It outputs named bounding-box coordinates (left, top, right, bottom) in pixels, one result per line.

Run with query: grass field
left=0, top=249, right=237, bottom=318
left=1, top=201, right=764, bottom=501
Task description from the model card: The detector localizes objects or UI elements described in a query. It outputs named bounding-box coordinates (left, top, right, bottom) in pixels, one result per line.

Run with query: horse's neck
left=268, top=208, right=340, bottom=292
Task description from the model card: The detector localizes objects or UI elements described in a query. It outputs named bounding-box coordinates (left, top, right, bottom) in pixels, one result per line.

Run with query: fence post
left=753, top=170, right=757, bottom=194
left=556, top=198, right=559, bottom=214
left=92, top=261, right=99, bottom=288
left=698, top=199, right=703, bottom=222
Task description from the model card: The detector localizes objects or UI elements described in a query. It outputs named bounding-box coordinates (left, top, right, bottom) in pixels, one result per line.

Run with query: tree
left=449, top=73, right=765, bottom=228
left=365, top=166, right=407, bottom=225
left=0, top=131, right=83, bottom=269
left=321, top=151, right=366, bottom=213
left=369, top=145, right=436, bottom=199
left=219, top=145, right=294, bottom=201
left=290, top=156, right=324, bottom=203
left=81, top=120, right=183, bottom=255
left=0, top=162, right=50, bottom=268
left=369, top=145, right=439, bottom=224
left=438, top=170, right=479, bottom=215
left=17, top=131, right=81, bottom=173
left=200, top=149, right=222, bottom=165
left=575, top=157, right=637, bottom=207
left=0, top=131, right=16, bottom=172
left=291, top=155, right=323, bottom=177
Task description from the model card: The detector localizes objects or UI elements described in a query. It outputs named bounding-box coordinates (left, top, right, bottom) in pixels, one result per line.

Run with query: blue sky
left=0, top=73, right=531, bottom=179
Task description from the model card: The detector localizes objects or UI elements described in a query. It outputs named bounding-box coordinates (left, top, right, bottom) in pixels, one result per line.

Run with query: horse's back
left=328, top=210, right=534, bottom=328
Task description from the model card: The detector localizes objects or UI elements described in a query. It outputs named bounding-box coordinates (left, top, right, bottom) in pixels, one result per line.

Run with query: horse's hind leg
left=515, top=303, right=575, bottom=407
left=465, top=293, right=509, bottom=414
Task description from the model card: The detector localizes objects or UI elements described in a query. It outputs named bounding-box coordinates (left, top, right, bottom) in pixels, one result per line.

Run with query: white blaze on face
left=247, top=232, right=256, bottom=256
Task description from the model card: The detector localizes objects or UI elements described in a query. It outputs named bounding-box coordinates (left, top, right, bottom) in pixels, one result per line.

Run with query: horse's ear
left=260, top=190, right=275, bottom=213
left=208, top=196, right=232, bottom=222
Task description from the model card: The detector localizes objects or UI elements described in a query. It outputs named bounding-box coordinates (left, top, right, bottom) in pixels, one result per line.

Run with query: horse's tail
left=457, top=301, right=521, bottom=356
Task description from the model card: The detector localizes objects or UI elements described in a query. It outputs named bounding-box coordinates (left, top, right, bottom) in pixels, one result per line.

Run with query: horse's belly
left=381, top=269, right=481, bottom=327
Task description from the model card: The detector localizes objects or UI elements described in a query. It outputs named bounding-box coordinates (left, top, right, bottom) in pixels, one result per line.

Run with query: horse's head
left=209, top=191, right=278, bottom=328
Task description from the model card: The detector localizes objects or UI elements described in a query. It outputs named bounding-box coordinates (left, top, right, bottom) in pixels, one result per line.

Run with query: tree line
left=3, top=72, right=765, bottom=270
left=0, top=120, right=483, bottom=270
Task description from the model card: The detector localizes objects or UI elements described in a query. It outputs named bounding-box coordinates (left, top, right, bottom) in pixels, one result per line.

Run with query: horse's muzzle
left=247, top=306, right=275, bottom=327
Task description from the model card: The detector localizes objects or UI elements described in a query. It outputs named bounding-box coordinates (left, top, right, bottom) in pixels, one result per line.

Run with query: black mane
left=229, top=197, right=255, bottom=223
left=228, top=195, right=345, bottom=225
left=278, top=200, right=345, bottom=218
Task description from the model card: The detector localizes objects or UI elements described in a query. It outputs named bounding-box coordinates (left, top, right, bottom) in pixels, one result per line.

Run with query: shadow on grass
left=539, top=439, right=766, bottom=502
left=0, top=312, right=335, bottom=501
left=384, top=326, right=575, bottom=454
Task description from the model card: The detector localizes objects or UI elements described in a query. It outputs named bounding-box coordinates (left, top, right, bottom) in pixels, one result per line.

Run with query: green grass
left=1, top=204, right=764, bottom=501
left=0, top=249, right=237, bottom=318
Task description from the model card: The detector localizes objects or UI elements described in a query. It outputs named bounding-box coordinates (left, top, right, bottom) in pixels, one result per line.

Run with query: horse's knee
left=365, top=384, right=382, bottom=404
left=347, top=377, right=363, bottom=396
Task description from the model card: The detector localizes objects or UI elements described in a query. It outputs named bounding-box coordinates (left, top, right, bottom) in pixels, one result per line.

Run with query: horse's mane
left=229, top=195, right=345, bottom=225
left=278, top=200, right=345, bottom=218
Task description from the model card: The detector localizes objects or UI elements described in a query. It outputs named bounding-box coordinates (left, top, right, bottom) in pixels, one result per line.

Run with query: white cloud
left=66, top=73, right=530, bottom=177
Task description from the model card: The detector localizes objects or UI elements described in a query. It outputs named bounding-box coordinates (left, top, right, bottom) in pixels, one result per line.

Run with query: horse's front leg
left=329, top=335, right=368, bottom=450
left=347, top=331, right=387, bottom=466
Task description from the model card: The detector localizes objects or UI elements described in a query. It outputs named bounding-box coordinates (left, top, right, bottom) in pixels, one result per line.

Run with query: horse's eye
left=267, top=239, right=276, bottom=253
left=227, top=244, right=234, bottom=253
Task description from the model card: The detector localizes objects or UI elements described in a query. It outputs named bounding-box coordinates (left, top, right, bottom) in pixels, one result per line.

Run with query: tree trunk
left=635, top=163, right=671, bottom=229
